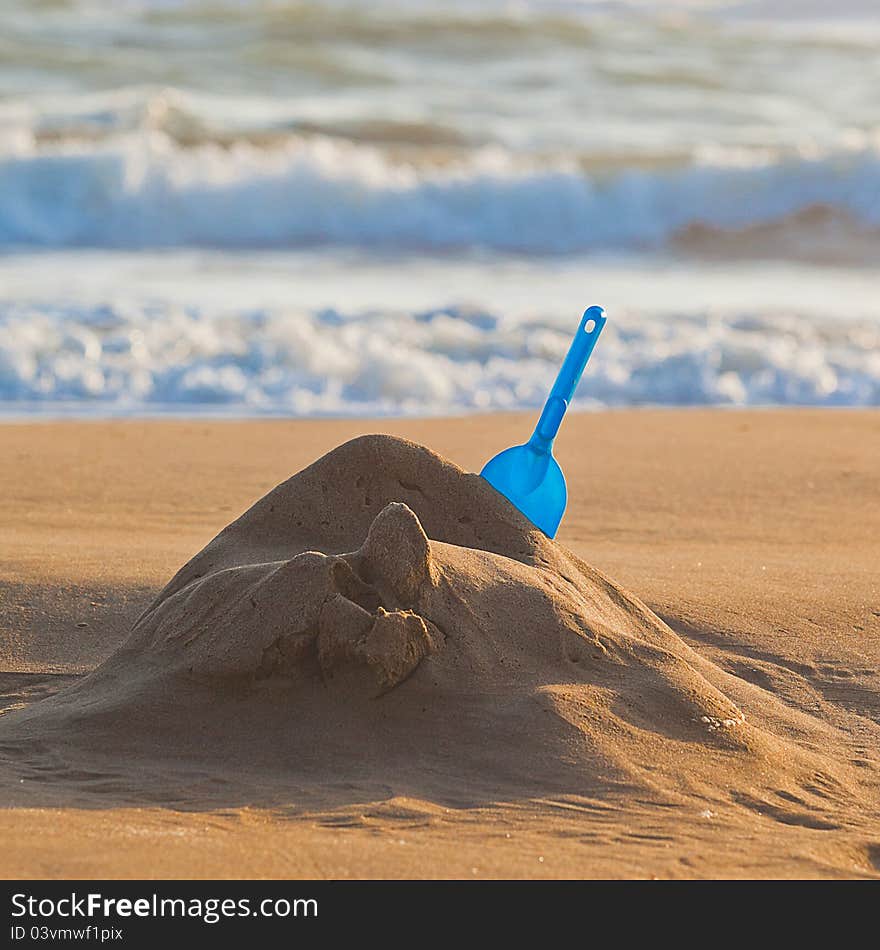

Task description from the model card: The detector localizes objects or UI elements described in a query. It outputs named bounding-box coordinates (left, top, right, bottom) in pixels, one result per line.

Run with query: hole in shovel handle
left=583, top=319, right=596, bottom=333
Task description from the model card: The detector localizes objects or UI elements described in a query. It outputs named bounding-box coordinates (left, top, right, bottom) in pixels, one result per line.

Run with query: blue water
left=1, top=0, right=878, bottom=414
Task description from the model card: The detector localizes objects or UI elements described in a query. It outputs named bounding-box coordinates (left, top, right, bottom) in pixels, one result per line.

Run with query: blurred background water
left=1, top=0, right=878, bottom=415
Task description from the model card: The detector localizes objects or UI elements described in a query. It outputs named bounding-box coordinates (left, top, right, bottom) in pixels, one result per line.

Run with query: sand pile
left=1, top=435, right=857, bottom=812
left=109, top=435, right=745, bottom=720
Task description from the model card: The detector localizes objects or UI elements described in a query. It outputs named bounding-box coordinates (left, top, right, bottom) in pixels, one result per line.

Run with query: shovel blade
left=480, top=443, right=567, bottom=538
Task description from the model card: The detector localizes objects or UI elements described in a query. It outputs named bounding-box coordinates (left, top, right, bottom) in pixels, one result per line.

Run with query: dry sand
left=0, top=410, right=878, bottom=879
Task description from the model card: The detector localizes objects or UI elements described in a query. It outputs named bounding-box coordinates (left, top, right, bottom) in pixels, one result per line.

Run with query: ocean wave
left=1, top=299, right=877, bottom=414
left=1, top=131, right=879, bottom=254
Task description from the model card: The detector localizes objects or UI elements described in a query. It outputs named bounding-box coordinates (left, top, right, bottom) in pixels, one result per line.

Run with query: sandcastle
left=3, top=436, right=854, bottom=822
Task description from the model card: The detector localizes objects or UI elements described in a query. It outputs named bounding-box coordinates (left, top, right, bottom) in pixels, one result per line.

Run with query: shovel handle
left=530, top=306, right=605, bottom=450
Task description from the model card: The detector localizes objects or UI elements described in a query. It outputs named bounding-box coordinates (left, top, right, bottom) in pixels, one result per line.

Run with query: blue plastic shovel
left=480, top=306, right=606, bottom=538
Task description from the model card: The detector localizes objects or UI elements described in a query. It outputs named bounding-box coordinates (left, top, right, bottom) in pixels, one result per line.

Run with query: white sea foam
left=1, top=132, right=879, bottom=253
left=1, top=297, right=877, bottom=415
left=1, top=0, right=876, bottom=417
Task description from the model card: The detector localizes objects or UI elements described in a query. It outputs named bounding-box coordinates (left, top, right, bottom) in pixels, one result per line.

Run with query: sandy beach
left=2, top=0, right=878, bottom=895
left=1, top=409, right=877, bottom=879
